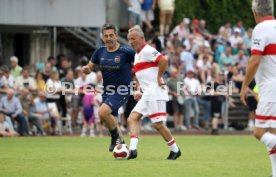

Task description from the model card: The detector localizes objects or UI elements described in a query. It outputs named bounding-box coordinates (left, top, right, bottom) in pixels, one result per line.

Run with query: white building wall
left=0, top=0, right=106, bottom=27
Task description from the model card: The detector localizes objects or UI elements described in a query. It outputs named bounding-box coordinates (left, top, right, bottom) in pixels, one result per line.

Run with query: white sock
left=81, top=128, right=87, bottom=134
left=260, top=132, right=276, bottom=149
left=167, top=139, right=179, bottom=153
left=268, top=147, right=276, bottom=177
left=129, top=136, right=139, bottom=150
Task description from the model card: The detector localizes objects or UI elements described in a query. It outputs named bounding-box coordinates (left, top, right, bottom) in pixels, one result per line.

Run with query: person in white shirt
left=127, top=25, right=181, bottom=160
left=15, top=66, right=37, bottom=92
left=0, top=112, right=18, bottom=137
left=183, top=70, right=201, bottom=129
left=240, top=0, right=276, bottom=176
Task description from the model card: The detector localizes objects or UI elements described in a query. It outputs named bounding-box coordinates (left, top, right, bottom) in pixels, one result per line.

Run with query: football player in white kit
left=127, top=25, right=181, bottom=160
left=241, top=0, right=276, bottom=176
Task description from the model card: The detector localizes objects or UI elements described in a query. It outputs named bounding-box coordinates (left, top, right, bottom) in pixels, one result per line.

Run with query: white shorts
left=255, top=102, right=276, bottom=128
left=132, top=99, right=167, bottom=123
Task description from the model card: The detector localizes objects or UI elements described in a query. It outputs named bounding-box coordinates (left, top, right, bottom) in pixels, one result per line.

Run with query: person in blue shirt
left=82, top=23, right=135, bottom=152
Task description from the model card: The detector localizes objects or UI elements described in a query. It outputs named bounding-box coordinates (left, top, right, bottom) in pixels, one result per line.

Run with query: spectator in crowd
left=47, top=56, right=58, bottom=71
left=43, top=62, right=53, bottom=82
left=0, top=89, right=29, bottom=136
left=45, top=70, right=62, bottom=117
left=80, top=84, right=96, bottom=137
left=0, top=112, right=18, bottom=137
left=35, top=70, right=46, bottom=91
left=141, top=0, right=155, bottom=32
left=158, top=0, right=175, bottom=36
left=33, top=90, right=59, bottom=135
left=219, top=46, right=234, bottom=72
left=0, top=67, right=8, bottom=91
left=170, top=18, right=190, bottom=42
left=167, top=67, right=186, bottom=131
left=218, top=20, right=232, bottom=42
left=2, top=66, right=15, bottom=88
left=228, top=28, right=243, bottom=48
left=243, top=28, right=253, bottom=52
left=10, top=56, right=22, bottom=79
left=209, top=73, right=226, bottom=135
left=56, top=54, right=70, bottom=79
left=183, top=70, right=201, bottom=129
left=178, top=44, right=195, bottom=74
left=124, top=0, right=142, bottom=28
left=198, top=19, right=212, bottom=40
left=233, top=49, right=248, bottom=72
left=19, top=88, right=45, bottom=135
left=232, top=20, right=246, bottom=37
left=15, top=66, right=37, bottom=92
left=196, top=55, right=212, bottom=84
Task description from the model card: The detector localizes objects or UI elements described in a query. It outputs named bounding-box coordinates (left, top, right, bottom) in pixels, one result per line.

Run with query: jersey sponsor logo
left=114, top=56, right=121, bottom=63
left=253, top=39, right=261, bottom=46
left=152, top=51, right=159, bottom=57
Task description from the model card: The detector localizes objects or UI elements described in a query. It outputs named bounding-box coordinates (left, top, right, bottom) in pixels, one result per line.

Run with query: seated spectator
left=196, top=55, right=212, bottom=83
left=0, top=67, right=8, bottom=92
left=233, top=49, right=248, bottom=72
left=35, top=70, right=46, bottom=91
left=19, top=88, right=45, bottom=135
left=0, top=89, right=29, bottom=136
left=228, top=28, right=243, bottom=48
left=15, top=66, right=37, bottom=92
left=219, top=46, right=234, bottom=71
left=10, top=56, right=22, bottom=79
left=0, top=112, right=18, bottom=137
left=32, top=90, right=59, bottom=135
left=2, top=66, right=15, bottom=88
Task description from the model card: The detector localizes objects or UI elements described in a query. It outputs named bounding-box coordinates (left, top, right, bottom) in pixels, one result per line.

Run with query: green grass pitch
left=0, top=135, right=271, bottom=177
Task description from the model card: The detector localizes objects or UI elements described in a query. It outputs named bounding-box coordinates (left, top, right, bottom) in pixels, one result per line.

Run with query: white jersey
left=251, top=17, right=276, bottom=102
left=133, top=44, right=169, bottom=101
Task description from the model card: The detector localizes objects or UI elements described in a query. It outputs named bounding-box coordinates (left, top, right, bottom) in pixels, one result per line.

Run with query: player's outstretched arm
left=81, top=62, right=95, bottom=75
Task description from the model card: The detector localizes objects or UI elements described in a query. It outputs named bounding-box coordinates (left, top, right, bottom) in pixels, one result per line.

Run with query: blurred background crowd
left=0, top=0, right=260, bottom=137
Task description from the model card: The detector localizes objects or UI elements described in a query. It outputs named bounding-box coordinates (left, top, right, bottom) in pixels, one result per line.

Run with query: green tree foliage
left=173, top=0, right=275, bottom=34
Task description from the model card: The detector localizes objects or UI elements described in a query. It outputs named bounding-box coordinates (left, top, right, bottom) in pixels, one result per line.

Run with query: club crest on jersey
left=114, top=56, right=120, bottom=63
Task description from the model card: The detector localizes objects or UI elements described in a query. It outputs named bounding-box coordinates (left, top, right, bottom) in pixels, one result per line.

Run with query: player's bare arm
left=157, top=56, right=168, bottom=86
left=240, top=54, right=261, bottom=105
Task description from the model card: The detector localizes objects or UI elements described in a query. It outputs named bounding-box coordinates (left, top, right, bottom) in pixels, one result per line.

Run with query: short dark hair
left=101, top=23, right=117, bottom=34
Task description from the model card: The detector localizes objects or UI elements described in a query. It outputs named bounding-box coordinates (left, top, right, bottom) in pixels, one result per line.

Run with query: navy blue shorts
left=102, top=92, right=129, bottom=117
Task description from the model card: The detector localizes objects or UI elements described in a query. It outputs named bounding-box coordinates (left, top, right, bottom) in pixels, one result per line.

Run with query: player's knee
left=152, top=122, right=164, bottom=130
left=253, top=129, right=264, bottom=140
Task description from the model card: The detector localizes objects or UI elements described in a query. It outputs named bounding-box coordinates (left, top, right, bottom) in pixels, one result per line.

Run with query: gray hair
left=10, top=56, right=18, bottom=63
left=252, top=0, right=274, bottom=16
left=128, top=25, right=145, bottom=38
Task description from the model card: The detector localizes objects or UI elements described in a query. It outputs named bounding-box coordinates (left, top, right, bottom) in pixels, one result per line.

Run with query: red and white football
left=113, top=144, right=130, bottom=160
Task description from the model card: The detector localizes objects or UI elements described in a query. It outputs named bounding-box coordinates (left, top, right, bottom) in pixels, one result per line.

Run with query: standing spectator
left=45, top=71, right=62, bottom=116
left=10, top=56, right=22, bottom=79
left=0, top=89, right=29, bottom=136
left=47, top=56, right=58, bottom=71
left=124, top=0, right=142, bottom=28
left=80, top=85, right=96, bottom=137
left=166, top=67, right=186, bottom=131
left=141, top=0, right=156, bottom=32
left=158, top=0, right=175, bottom=36
left=209, top=73, right=226, bottom=135
left=183, top=70, right=201, bottom=129
left=43, top=62, right=53, bottom=82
